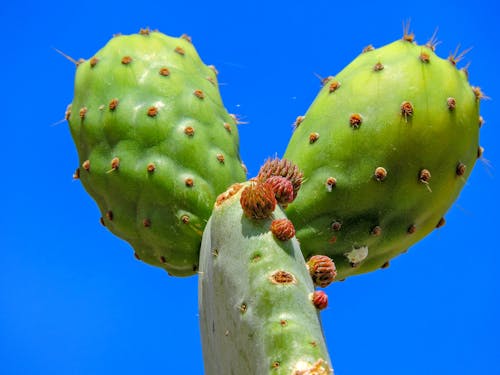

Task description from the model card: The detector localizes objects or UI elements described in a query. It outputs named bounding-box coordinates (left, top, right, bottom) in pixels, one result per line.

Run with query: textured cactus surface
left=199, top=182, right=333, bottom=375
left=67, top=30, right=246, bottom=276
left=284, top=38, right=481, bottom=280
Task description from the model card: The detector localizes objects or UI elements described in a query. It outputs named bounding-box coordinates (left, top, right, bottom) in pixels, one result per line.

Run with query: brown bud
left=307, top=255, right=337, bottom=288
left=240, top=181, right=277, bottom=219
left=311, top=290, right=328, bottom=310
left=270, top=218, right=295, bottom=241
left=265, top=176, right=295, bottom=205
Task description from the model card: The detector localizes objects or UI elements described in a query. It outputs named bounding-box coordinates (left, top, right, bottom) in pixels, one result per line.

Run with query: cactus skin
left=284, top=38, right=481, bottom=280
left=67, top=30, right=246, bottom=276
left=199, top=181, right=333, bottom=375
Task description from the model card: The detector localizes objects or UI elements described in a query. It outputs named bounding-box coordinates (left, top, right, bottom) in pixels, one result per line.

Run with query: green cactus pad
left=284, top=39, right=481, bottom=280
left=199, top=182, right=332, bottom=375
left=68, top=30, right=246, bottom=276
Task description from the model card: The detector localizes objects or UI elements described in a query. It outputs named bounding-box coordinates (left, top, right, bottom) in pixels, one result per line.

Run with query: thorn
left=448, top=44, right=472, bottom=66
left=53, top=47, right=81, bottom=66
left=425, top=27, right=440, bottom=51
left=402, top=19, right=415, bottom=43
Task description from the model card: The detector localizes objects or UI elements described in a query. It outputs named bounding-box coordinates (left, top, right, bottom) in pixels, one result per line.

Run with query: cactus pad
left=284, top=38, right=482, bottom=280
left=67, top=30, right=246, bottom=276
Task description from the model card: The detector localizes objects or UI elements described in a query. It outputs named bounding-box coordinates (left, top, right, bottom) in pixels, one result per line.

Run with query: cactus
left=67, top=30, right=246, bottom=276
left=64, top=27, right=484, bottom=375
left=283, top=34, right=483, bottom=280
left=199, top=181, right=333, bottom=375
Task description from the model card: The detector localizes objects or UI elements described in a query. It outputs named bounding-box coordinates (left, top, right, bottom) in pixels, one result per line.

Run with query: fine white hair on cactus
left=344, top=246, right=369, bottom=266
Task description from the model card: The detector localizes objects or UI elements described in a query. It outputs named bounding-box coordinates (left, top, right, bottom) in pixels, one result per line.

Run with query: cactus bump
left=284, top=31, right=483, bottom=280
left=67, top=30, right=246, bottom=276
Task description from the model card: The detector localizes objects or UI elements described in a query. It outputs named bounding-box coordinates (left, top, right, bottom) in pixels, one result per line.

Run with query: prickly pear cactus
left=67, top=30, right=246, bottom=276
left=284, top=35, right=483, bottom=280
left=199, top=181, right=333, bottom=375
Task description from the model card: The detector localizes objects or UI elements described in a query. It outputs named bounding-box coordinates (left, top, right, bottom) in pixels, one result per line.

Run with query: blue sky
left=1, top=0, right=498, bottom=374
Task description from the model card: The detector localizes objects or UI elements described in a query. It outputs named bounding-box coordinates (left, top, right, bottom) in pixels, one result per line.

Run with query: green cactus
left=284, top=35, right=483, bottom=280
left=199, top=181, right=333, bottom=375
left=67, top=30, right=246, bottom=276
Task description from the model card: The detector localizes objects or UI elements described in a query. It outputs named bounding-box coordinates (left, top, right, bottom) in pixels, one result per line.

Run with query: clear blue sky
left=1, top=1, right=498, bottom=374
